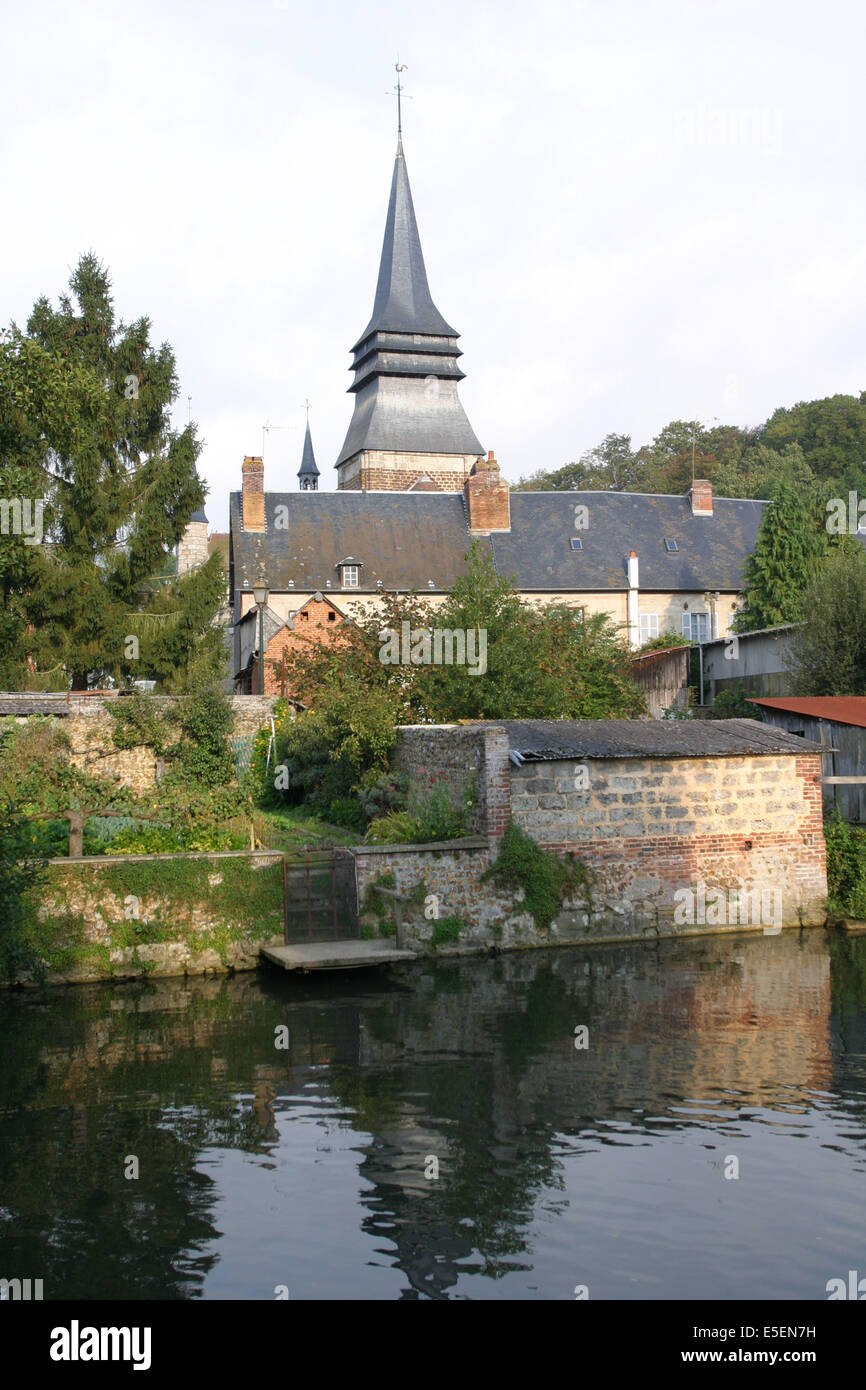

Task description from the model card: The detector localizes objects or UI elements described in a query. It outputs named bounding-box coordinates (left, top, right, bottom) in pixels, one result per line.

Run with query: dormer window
left=338, top=556, right=362, bottom=588
left=664, top=538, right=678, bottom=552
left=570, top=538, right=583, bottom=550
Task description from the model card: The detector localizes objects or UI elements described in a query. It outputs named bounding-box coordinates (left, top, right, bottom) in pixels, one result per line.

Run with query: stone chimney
left=464, top=451, right=511, bottom=534
left=689, top=479, right=713, bottom=516
left=242, top=455, right=265, bottom=532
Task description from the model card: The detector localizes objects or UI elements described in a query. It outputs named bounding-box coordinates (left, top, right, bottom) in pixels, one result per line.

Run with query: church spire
left=354, top=142, right=457, bottom=346
left=297, top=414, right=319, bottom=491
left=335, top=130, right=484, bottom=487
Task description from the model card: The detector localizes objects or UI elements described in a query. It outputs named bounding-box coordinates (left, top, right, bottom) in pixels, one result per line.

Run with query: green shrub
left=364, top=810, right=420, bottom=845
left=483, top=820, right=591, bottom=932
left=357, top=770, right=409, bottom=821
left=0, top=795, right=48, bottom=979
left=709, top=683, right=762, bottom=720
left=824, top=809, right=866, bottom=919
left=432, top=913, right=463, bottom=946
left=327, top=797, right=366, bottom=832
left=107, top=824, right=186, bottom=855
left=410, top=783, right=471, bottom=842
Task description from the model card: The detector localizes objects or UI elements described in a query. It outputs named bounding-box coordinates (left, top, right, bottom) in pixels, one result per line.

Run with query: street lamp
left=252, top=577, right=269, bottom=695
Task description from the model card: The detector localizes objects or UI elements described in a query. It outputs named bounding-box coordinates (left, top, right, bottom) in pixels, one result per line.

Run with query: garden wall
left=12, top=850, right=286, bottom=986
left=0, top=693, right=281, bottom=793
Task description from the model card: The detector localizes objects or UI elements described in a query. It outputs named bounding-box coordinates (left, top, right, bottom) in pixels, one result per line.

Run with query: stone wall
left=17, top=850, right=286, bottom=986
left=510, top=751, right=826, bottom=927
left=393, top=724, right=510, bottom=843
left=382, top=726, right=828, bottom=939
left=0, top=692, right=280, bottom=793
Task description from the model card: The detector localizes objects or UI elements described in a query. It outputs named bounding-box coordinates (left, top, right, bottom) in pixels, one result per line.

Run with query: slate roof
left=748, top=696, right=866, bottom=729
left=229, top=489, right=768, bottom=596
left=467, top=718, right=825, bottom=760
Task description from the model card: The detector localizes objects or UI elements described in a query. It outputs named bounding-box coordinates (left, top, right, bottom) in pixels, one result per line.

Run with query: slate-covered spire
left=355, top=138, right=457, bottom=345
left=335, top=138, right=484, bottom=480
left=298, top=418, right=320, bottom=491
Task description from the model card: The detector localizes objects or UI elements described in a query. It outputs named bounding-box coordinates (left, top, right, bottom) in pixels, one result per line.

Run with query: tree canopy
left=0, top=254, right=225, bottom=690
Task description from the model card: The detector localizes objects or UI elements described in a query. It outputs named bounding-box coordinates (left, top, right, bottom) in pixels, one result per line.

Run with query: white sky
left=3, top=0, right=865, bottom=526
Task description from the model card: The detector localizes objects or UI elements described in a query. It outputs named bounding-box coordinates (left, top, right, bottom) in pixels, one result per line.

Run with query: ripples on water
left=1, top=929, right=865, bottom=1300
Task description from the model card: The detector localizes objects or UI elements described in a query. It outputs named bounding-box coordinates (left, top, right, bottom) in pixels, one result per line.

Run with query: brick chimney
left=242, top=455, right=265, bottom=532
left=689, top=478, right=713, bottom=516
left=464, top=451, right=511, bottom=534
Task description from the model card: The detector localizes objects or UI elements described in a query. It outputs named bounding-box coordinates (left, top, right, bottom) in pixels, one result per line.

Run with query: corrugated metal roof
left=468, top=718, right=824, bottom=759
left=747, top=696, right=866, bottom=729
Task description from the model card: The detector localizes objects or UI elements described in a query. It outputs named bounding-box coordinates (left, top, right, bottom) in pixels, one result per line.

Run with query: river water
left=1, top=928, right=865, bottom=1301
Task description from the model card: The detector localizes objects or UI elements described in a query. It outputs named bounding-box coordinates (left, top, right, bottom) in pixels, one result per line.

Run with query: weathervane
left=387, top=60, right=411, bottom=136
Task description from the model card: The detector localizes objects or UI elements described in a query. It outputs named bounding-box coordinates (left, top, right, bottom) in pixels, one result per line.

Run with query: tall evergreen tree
left=0, top=254, right=224, bottom=689
left=733, top=478, right=827, bottom=632
left=789, top=542, right=866, bottom=694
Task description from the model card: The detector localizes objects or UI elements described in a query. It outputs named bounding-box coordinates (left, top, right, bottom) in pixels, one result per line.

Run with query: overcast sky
left=3, top=0, right=865, bottom=525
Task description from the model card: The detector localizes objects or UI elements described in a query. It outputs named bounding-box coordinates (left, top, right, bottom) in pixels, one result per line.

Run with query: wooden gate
left=282, top=849, right=358, bottom=943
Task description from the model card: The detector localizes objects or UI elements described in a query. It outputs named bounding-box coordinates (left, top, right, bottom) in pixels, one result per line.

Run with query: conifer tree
left=0, top=254, right=224, bottom=689
left=733, top=479, right=827, bottom=632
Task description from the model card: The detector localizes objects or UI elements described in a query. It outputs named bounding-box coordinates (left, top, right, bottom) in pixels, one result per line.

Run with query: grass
left=248, top=807, right=361, bottom=851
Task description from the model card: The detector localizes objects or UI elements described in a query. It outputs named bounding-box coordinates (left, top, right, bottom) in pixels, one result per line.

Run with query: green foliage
left=107, top=691, right=169, bottom=755
left=431, top=914, right=463, bottom=946
left=0, top=254, right=221, bottom=690
left=483, top=821, right=592, bottom=932
left=708, top=683, right=762, bottom=719
left=326, top=797, right=366, bottom=832
left=789, top=544, right=866, bottom=695
left=733, top=479, right=828, bottom=632
left=261, top=680, right=399, bottom=813
left=364, top=810, right=421, bottom=845
left=12, top=855, right=285, bottom=979
left=0, top=795, right=48, bottom=979
left=637, top=630, right=692, bottom=654
left=169, top=685, right=235, bottom=788
left=357, top=770, right=409, bottom=820
left=824, top=810, right=866, bottom=920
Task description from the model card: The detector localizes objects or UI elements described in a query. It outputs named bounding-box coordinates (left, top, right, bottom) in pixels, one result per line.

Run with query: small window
left=640, top=614, right=659, bottom=642
left=341, top=565, right=359, bottom=588
left=570, top=537, right=583, bottom=550
left=300, top=611, right=309, bottom=621
left=664, top=538, right=678, bottom=552
left=327, top=611, right=336, bottom=622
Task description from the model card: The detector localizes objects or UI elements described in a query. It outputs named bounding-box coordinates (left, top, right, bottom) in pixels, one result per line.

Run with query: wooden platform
left=261, top=941, right=418, bottom=973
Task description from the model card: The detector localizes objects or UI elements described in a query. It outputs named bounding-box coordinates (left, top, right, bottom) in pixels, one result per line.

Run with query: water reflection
left=1, top=929, right=864, bottom=1300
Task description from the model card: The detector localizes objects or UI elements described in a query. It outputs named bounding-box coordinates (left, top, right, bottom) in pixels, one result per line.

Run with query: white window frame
left=639, top=613, right=659, bottom=642
left=341, top=565, right=360, bottom=588
left=682, top=611, right=710, bottom=642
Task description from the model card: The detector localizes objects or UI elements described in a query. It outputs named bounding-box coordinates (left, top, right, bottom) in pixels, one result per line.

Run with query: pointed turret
left=335, top=139, right=483, bottom=490
left=298, top=419, right=320, bottom=491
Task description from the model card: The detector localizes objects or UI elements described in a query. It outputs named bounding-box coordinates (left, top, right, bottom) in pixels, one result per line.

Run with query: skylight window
left=570, top=537, right=583, bottom=550
left=664, top=538, right=678, bottom=552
